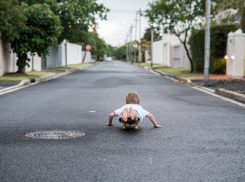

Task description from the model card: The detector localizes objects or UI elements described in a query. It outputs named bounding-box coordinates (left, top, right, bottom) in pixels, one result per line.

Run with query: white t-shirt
left=114, top=104, right=149, bottom=122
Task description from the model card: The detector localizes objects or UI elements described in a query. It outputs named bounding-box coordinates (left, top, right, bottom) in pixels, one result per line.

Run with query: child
left=106, top=92, right=162, bottom=128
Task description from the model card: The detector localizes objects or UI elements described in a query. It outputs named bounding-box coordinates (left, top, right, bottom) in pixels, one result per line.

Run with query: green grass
left=48, top=63, right=91, bottom=71
left=235, top=91, right=245, bottom=94
left=156, top=67, right=204, bottom=78
left=139, top=63, right=160, bottom=67
left=0, top=72, right=50, bottom=82
left=68, top=63, right=91, bottom=67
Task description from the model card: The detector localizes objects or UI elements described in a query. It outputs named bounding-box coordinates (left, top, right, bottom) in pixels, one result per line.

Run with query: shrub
left=189, top=24, right=239, bottom=74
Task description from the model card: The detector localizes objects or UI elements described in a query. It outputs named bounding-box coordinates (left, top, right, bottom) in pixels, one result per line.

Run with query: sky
left=96, top=0, right=152, bottom=47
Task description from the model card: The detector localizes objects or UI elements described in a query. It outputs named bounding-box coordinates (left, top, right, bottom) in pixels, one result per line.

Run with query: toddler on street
left=106, top=92, right=162, bottom=128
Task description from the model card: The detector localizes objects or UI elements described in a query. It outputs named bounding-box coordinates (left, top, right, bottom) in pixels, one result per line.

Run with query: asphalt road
left=1, top=61, right=245, bottom=182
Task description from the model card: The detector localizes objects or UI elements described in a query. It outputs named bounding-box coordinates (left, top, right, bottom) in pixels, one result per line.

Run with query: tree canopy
left=145, top=0, right=219, bottom=72
left=11, top=3, right=62, bottom=73
left=0, top=0, right=26, bottom=41
left=20, top=0, right=109, bottom=43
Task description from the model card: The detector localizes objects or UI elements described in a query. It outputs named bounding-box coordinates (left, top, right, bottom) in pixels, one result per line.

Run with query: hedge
left=188, top=24, right=239, bottom=74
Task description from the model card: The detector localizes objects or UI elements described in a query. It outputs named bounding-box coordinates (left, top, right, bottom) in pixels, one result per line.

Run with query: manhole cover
left=25, top=130, right=85, bottom=139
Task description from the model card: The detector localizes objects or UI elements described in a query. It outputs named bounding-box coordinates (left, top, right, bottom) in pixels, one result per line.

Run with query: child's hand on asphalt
left=154, top=125, right=163, bottom=128
left=106, top=123, right=114, bottom=126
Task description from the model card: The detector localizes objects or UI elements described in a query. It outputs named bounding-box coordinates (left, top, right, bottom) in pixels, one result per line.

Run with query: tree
left=217, top=0, right=244, bottom=10
left=115, top=45, right=127, bottom=60
left=145, top=0, right=218, bottom=72
left=20, top=0, right=109, bottom=43
left=143, top=28, right=161, bottom=42
left=11, top=3, right=62, bottom=73
left=0, top=0, right=26, bottom=41
left=139, top=39, right=150, bottom=62
left=82, top=32, right=109, bottom=61
left=241, top=5, right=245, bottom=33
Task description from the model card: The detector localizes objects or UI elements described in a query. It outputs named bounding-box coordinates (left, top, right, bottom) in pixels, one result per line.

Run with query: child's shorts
left=119, top=109, right=141, bottom=123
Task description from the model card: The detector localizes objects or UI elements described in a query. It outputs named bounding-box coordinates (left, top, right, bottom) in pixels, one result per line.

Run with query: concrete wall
left=0, top=39, right=11, bottom=76
left=152, top=33, right=190, bottom=68
left=170, top=43, right=190, bottom=68
left=82, top=51, right=93, bottom=63
left=145, top=50, right=151, bottom=62
left=46, top=44, right=63, bottom=69
left=226, top=29, right=245, bottom=77
left=67, top=42, right=82, bottom=65
left=0, top=39, right=34, bottom=76
left=152, top=40, right=164, bottom=65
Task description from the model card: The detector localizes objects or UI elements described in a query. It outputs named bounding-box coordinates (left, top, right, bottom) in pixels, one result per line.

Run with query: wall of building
left=170, top=43, right=190, bottom=68
left=67, top=42, right=82, bottom=65
left=152, top=40, right=164, bottom=65
left=82, top=51, right=93, bottom=63
left=226, top=29, right=245, bottom=77
left=151, top=33, right=190, bottom=68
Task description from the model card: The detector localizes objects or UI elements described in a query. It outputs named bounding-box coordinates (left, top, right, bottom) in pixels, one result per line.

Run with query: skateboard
left=122, top=118, right=139, bottom=130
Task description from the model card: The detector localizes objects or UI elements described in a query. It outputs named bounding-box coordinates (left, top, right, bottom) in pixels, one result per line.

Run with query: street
left=1, top=61, right=245, bottom=181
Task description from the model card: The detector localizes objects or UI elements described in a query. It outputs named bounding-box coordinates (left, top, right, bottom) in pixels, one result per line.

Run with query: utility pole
left=126, top=34, right=128, bottom=61
left=134, top=13, right=138, bottom=63
left=204, top=0, right=211, bottom=86
left=138, top=9, right=142, bottom=63
left=130, top=25, right=133, bottom=62
left=151, top=0, right=154, bottom=68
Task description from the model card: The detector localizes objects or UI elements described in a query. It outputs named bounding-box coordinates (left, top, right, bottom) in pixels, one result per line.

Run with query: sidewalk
left=143, top=65, right=245, bottom=104
left=0, top=63, right=93, bottom=94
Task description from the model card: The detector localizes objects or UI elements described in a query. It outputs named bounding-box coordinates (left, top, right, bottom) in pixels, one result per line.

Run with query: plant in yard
left=0, top=0, right=26, bottom=41
left=10, top=3, right=62, bottom=73
left=241, top=5, right=245, bottom=33
left=145, top=0, right=219, bottom=73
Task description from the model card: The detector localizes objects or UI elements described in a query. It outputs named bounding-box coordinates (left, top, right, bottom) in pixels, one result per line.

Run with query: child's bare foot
left=129, top=107, right=136, bottom=120
left=121, top=108, right=128, bottom=122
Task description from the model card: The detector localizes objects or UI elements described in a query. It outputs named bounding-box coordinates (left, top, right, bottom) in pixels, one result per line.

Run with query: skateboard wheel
left=135, top=125, right=138, bottom=130
left=122, top=124, right=126, bottom=129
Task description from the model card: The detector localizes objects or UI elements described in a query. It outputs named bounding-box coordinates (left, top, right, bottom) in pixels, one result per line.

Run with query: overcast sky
left=96, top=0, right=152, bottom=47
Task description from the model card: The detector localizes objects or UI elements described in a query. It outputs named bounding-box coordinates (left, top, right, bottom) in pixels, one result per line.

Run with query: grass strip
left=139, top=63, right=160, bottom=67
left=156, top=67, right=204, bottom=78
left=0, top=72, right=50, bottom=82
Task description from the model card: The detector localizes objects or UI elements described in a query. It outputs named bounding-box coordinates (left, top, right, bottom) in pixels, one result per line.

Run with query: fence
left=226, top=29, right=245, bottom=77
left=0, top=39, right=93, bottom=76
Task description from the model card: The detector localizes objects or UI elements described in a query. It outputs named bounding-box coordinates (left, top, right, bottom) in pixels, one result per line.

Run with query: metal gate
left=41, top=56, right=46, bottom=69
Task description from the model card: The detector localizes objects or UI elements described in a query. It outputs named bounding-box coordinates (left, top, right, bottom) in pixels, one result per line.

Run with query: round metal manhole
left=25, top=130, right=85, bottom=139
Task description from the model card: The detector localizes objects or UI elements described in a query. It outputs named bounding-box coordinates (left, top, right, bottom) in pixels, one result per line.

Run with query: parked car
left=106, top=57, right=112, bottom=62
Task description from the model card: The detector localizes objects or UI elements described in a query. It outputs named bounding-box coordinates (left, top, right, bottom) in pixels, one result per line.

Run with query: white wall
left=67, top=42, right=82, bottom=65
left=152, top=40, right=164, bottom=65
left=145, top=50, right=151, bottom=62
left=226, top=29, right=245, bottom=77
left=0, top=39, right=34, bottom=76
left=82, top=51, right=93, bottom=63
left=152, top=33, right=190, bottom=68
left=170, top=43, right=190, bottom=68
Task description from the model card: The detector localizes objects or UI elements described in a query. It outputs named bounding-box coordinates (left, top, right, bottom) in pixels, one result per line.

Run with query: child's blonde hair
left=125, top=92, right=140, bottom=104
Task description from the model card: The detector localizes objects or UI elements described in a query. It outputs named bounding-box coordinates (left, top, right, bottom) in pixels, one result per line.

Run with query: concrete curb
left=216, top=88, right=245, bottom=104
left=0, top=64, right=92, bottom=94
left=152, top=68, right=191, bottom=83
left=149, top=66, right=245, bottom=104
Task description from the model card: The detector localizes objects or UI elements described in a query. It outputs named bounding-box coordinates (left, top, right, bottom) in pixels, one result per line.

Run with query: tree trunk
left=175, top=35, right=194, bottom=73
left=82, top=51, right=87, bottom=63
left=17, top=67, right=25, bottom=74
left=183, top=42, right=194, bottom=73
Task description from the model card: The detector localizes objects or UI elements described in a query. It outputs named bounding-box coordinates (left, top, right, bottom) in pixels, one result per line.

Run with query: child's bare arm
left=106, top=112, right=115, bottom=126
left=146, top=113, right=163, bottom=128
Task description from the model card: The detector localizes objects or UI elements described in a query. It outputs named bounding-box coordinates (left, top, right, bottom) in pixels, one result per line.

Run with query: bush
left=189, top=24, right=239, bottom=74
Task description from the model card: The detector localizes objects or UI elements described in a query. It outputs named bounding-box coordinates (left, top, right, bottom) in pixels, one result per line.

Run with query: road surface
left=1, top=61, right=245, bottom=181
